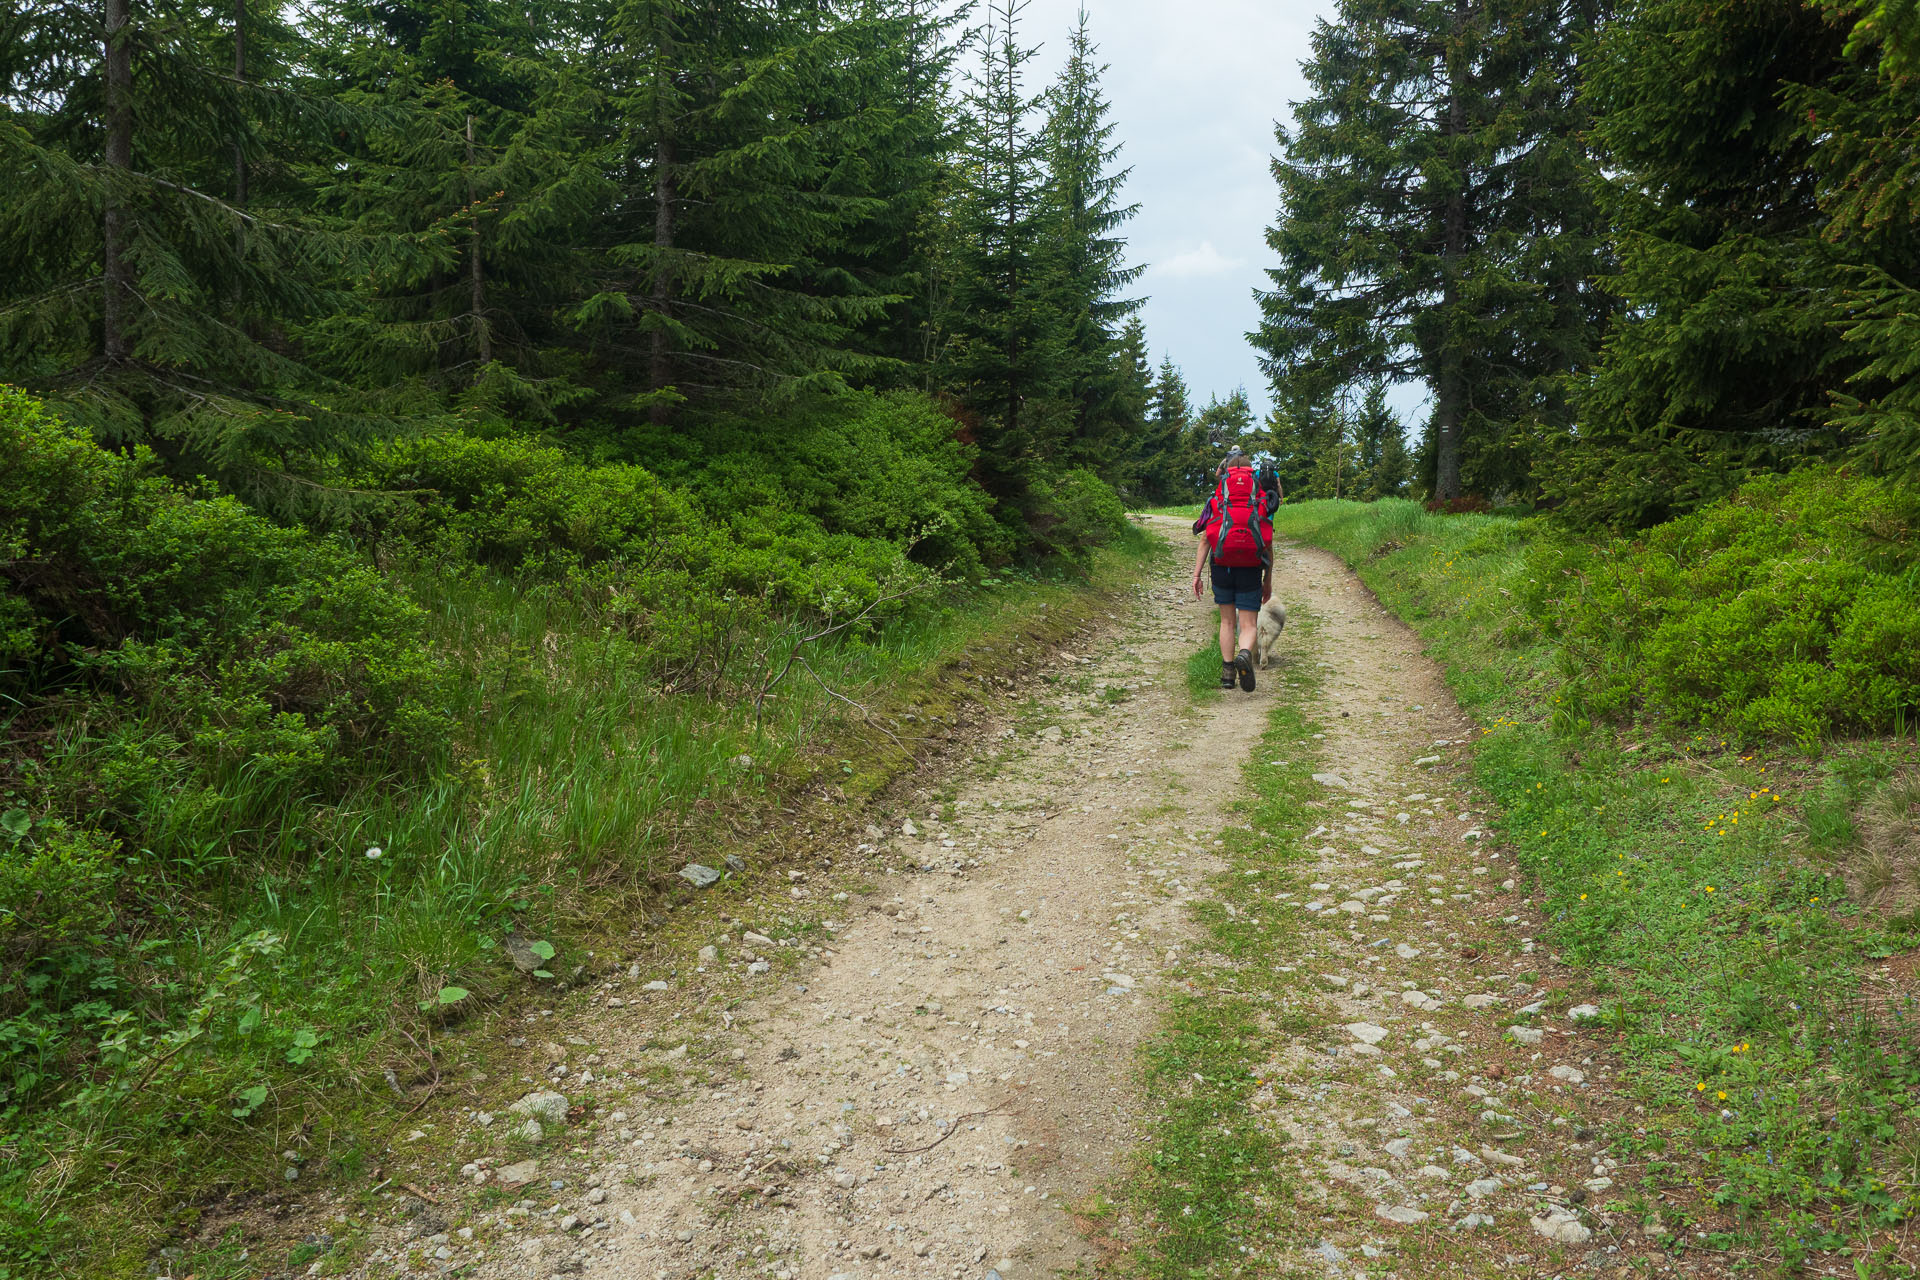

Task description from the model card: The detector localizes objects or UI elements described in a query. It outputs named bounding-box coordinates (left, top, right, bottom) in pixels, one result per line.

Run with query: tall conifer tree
left=936, top=0, right=1070, bottom=504
left=1354, top=381, right=1412, bottom=497
left=1134, top=354, right=1199, bottom=501
left=0, top=0, right=385, bottom=511
left=581, top=0, right=891, bottom=439
left=1549, top=0, right=1920, bottom=523
left=1253, top=0, right=1605, bottom=501
left=1039, top=9, right=1144, bottom=475
left=823, top=0, right=971, bottom=380
left=298, top=0, right=604, bottom=424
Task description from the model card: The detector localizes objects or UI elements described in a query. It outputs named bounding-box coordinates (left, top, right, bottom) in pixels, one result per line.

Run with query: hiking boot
left=1235, top=649, right=1256, bottom=692
left=1220, top=661, right=1237, bottom=689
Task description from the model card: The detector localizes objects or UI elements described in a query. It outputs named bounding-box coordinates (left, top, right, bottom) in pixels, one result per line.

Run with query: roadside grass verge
left=1124, top=610, right=1325, bottom=1278
left=19, top=536, right=1159, bottom=1280
left=1132, top=503, right=1205, bottom=520
left=1274, top=499, right=1920, bottom=1272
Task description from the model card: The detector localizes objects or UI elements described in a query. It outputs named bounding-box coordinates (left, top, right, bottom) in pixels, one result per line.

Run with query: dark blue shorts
left=1211, top=563, right=1263, bottom=612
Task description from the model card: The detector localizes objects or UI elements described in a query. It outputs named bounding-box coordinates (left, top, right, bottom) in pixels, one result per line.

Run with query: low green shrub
left=370, top=424, right=937, bottom=680
left=1024, top=467, right=1130, bottom=564
left=0, top=388, right=452, bottom=808
left=1524, top=468, right=1920, bottom=747
left=371, top=430, right=696, bottom=572
left=661, top=392, right=1011, bottom=576
left=0, top=385, right=451, bottom=1118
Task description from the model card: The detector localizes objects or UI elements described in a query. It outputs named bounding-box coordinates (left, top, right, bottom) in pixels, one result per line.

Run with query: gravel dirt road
left=327, top=520, right=1678, bottom=1280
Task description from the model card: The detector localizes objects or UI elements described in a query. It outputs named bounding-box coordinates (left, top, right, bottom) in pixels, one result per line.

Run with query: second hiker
left=1190, top=446, right=1278, bottom=692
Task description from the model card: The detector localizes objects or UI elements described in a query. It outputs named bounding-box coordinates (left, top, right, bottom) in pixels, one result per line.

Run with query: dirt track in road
left=330, top=521, right=1689, bottom=1280
left=572, top=523, right=1267, bottom=1280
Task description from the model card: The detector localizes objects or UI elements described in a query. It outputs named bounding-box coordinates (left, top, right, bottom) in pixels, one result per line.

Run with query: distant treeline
left=1258, top=0, right=1920, bottom=526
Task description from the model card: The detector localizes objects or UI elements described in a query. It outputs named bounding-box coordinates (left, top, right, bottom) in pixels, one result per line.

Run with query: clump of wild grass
left=1852, top=768, right=1920, bottom=919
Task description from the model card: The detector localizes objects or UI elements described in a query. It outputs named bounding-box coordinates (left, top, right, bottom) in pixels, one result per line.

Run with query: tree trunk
left=467, top=114, right=491, bottom=366
left=1002, top=40, right=1019, bottom=441
left=231, top=0, right=247, bottom=309
left=1433, top=2, right=1470, bottom=503
left=102, top=0, right=133, bottom=362
left=648, top=134, right=676, bottom=425
left=232, top=0, right=246, bottom=209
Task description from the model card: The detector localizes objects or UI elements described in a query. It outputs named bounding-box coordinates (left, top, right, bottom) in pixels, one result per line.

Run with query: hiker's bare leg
left=1237, top=610, right=1258, bottom=653
left=1218, top=604, right=1237, bottom=661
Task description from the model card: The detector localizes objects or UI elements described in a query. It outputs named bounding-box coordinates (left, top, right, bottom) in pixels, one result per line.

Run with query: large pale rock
left=1530, top=1208, right=1591, bottom=1245
left=508, top=1090, right=570, bottom=1126
left=1376, top=1204, right=1430, bottom=1225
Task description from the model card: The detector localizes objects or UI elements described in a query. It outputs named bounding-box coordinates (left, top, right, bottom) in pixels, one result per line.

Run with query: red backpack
left=1206, top=465, right=1272, bottom=568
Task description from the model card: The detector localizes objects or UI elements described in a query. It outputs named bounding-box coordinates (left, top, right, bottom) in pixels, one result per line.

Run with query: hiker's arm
left=1191, top=535, right=1207, bottom=598
left=1262, top=565, right=1273, bottom=603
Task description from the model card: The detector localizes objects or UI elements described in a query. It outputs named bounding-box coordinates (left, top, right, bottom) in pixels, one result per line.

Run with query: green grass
left=1186, top=643, right=1226, bottom=702
left=14, top=538, right=1159, bottom=1278
left=1274, top=498, right=1920, bottom=1273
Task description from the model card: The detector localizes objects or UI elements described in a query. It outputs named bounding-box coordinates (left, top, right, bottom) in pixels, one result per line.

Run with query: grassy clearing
left=1274, top=498, right=1920, bottom=1272
left=21, top=533, right=1157, bottom=1279
left=1122, top=608, right=1326, bottom=1279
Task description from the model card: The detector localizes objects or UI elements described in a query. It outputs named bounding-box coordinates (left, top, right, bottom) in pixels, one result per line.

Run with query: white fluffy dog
left=1255, top=597, right=1288, bottom=668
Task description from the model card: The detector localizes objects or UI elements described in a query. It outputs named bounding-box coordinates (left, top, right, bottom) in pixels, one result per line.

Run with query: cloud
left=1151, top=240, right=1244, bottom=280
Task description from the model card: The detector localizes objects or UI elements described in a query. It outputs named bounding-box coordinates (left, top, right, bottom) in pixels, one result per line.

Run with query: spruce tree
left=0, top=0, right=385, bottom=512
left=1106, top=316, right=1155, bottom=498
left=582, top=0, right=892, bottom=439
left=1546, top=0, right=1852, bottom=525
left=296, top=0, right=604, bottom=425
left=1306, top=404, right=1359, bottom=499
left=1554, top=0, right=1920, bottom=519
left=1354, top=381, right=1411, bottom=497
left=1263, top=398, right=1318, bottom=500
left=1804, top=0, right=1920, bottom=477
left=1253, top=0, right=1605, bottom=501
left=937, top=0, right=1066, bottom=499
left=1134, top=355, right=1198, bottom=501
left=822, top=0, right=972, bottom=381
left=1038, top=8, right=1145, bottom=475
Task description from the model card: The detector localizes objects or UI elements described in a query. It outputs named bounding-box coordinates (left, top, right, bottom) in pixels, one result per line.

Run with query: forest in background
left=1, top=0, right=1226, bottom=520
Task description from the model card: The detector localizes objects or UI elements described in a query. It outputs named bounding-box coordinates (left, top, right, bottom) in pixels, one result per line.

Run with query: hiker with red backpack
left=1190, top=447, right=1279, bottom=691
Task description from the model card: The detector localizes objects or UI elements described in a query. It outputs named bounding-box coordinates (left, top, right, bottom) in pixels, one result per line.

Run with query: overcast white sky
left=1008, top=0, right=1423, bottom=424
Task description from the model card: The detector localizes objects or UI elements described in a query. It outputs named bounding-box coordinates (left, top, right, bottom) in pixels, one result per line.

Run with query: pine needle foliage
left=1253, top=0, right=1607, bottom=503
left=0, top=0, right=405, bottom=519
